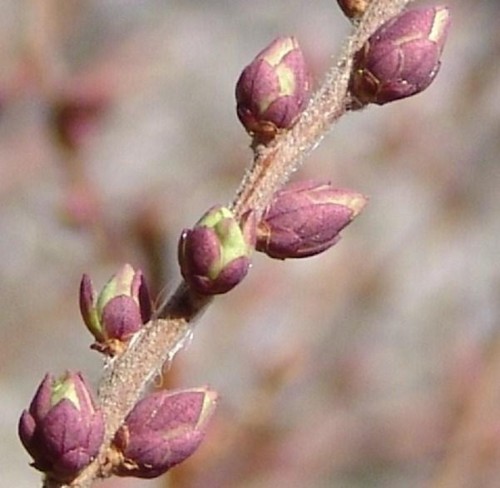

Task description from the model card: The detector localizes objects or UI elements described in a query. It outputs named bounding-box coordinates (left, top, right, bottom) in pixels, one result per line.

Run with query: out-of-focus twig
left=25, top=0, right=66, bottom=94
left=431, top=334, right=500, bottom=488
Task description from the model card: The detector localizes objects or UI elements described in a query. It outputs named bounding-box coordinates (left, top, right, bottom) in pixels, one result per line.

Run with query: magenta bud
left=349, top=6, right=451, bottom=106
left=18, top=372, right=104, bottom=482
left=256, top=180, right=367, bottom=259
left=111, top=387, right=218, bottom=479
left=178, top=206, right=254, bottom=295
left=236, top=36, right=311, bottom=144
left=79, top=264, right=152, bottom=355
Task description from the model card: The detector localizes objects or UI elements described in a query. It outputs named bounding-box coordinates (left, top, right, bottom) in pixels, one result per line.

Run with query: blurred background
left=2, top=0, right=499, bottom=486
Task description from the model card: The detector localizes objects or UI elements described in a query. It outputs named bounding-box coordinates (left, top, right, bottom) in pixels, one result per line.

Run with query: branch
left=53, top=1, right=412, bottom=486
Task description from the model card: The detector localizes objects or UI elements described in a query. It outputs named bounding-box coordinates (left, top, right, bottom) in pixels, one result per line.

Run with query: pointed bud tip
left=199, top=387, right=218, bottom=424
left=429, top=6, right=451, bottom=44
left=336, top=191, right=368, bottom=218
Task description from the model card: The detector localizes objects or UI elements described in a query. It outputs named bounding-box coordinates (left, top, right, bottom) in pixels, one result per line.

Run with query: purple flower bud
left=178, top=206, right=254, bottom=295
left=111, top=387, right=218, bottom=479
left=18, top=372, right=104, bottom=482
left=79, top=264, right=152, bottom=355
left=256, top=180, right=367, bottom=259
left=236, top=36, right=311, bottom=144
left=337, top=0, right=371, bottom=20
left=349, top=6, right=451, bottom=106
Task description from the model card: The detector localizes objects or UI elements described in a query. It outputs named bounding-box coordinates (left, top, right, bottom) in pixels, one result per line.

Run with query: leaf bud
left=256, top=180, right=367, bottom=259
left=18, top=372, right=104, bottom=483
left=111, top=388, right=218, bottom=479
left=178, top=206, right=254, bottom=295
left=235, top=36, right=310, bottom=144
left=79, top=264, right=152, bottom=355
left=349, top=6, right=451, bottom=107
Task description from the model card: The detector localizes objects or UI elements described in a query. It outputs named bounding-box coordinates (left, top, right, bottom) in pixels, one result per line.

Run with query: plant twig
left=52, top=1, right=412, bottom=486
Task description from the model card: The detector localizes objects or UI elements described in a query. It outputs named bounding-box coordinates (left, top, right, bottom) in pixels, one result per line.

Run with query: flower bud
left=79, top=264, right=152, bottom=355
left=111, top=387, right=218, bottom=479
left=235, top=36, right=310, bottom=144
left=18, top=372, right=104, bottom=482
left=178, top=206, right=254, bottom=295
left=256, top=180, right=367, bottom=259
left=349, top=6, right=451, bottom=106
left=337, top=0, right=371, bottom=20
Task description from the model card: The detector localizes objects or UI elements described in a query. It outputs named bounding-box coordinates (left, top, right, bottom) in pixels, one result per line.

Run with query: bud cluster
left=177, top=179, right=366, bottom=290
left=19, top=373, right=217, bottom=482
left=20, top=261, right=218, bottom=482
